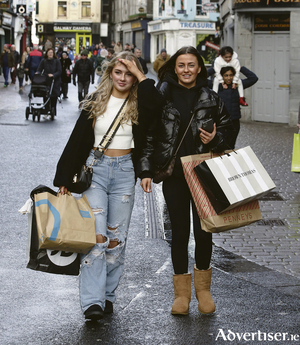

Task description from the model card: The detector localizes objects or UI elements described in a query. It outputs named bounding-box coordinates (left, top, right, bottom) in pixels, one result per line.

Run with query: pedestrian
left=67, top=46, right=74, bottom=64
left=22, top=46, right=31, bottom=85
left=208, top=66, right=258, bottom=147
left=60, top=51, right=72, bottom=99
left=114, top=41, right=122, bottom=54
left=36, top=48, right=62, bottom=117
left=134, top=47, right=148, bottom=74
left=25, top=45, right=43, bottom=81
left=44, top=38, right=53, bottom=52
left=56, top=46, right=63, bottom=59
left=213, top=46, right=248, bottom=106
left=53, top=51, right=145, bottom=321
left=124, top=43, right=131, bottom=52
left=109, top=40, right=115, bottom=49
left=72, top=49, right=94, bottom=106
left=10, top=45, right=20, bottom=84
left=153, top=48, right=170, bottom=76
left=16, top=62, right=25, bottom=93
left=124, top=46, right=235, bottom=316
left=0, top=44, right=14, bottom=87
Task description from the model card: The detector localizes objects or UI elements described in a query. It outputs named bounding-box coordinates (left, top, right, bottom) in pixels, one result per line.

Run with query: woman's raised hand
left=118, top=58, right=146, bottom=83
left=59, top=186, right=68, bottom=195
left=199, top=124, right=216, bottom=145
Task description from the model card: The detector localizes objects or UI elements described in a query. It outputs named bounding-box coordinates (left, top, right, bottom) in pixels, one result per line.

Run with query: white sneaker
left=43, top=114, right=48, bottom=120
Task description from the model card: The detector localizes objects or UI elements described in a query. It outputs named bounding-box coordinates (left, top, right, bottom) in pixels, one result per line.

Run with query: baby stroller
left=25, top=73, right=55, bottom=122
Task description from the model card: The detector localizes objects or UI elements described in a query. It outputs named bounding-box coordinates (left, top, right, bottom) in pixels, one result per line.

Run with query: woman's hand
left=222, top=83, right=228, bottom=89
left=199, top=124, right=216, bottom=145
left=48, top=74, right=53, bottom=77
left=59, top=186, right=68, bottom=195
left=140, top=178, right=152, bottom=193
left=118, top=58, right=146, bottom=83
left=232, top=83, right=237, bottom=89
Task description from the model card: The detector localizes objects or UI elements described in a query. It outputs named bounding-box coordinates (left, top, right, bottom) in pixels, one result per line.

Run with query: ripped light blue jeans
left=80, top=151, right=135, bottom=312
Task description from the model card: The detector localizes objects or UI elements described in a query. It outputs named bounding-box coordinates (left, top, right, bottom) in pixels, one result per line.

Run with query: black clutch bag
left=72, top=165, right=93, bottom=194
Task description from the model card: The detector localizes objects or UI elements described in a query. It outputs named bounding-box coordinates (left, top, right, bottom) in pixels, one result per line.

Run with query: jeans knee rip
left=82, top=241, right=108, bottom=267
left=92, top=207, right=104, bottom=215
left=106, top=240, right=125, bottom=264
left=122, top=194, right=131, bottom=203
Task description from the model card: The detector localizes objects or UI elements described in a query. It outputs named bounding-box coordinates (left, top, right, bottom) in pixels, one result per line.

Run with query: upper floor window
left=82, top=1, right=91, bottom=17
left=196, top=0, right=203, bottom=16
left=58, top=1, right=67, bottom=17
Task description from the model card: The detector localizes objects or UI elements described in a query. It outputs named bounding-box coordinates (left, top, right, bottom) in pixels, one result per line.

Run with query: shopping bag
left=291, top=132, right=300, bottom=172
left=34, top=188, right=96, bottom=254
left=20, top=185, right=80, bottom=275
left=181, top=153, right=262, bottom=233
left=193, top=146, right=276, bottom=214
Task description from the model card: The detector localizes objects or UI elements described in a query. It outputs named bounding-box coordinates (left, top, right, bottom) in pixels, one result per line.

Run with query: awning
left=0, top=28, right=5, bottom=36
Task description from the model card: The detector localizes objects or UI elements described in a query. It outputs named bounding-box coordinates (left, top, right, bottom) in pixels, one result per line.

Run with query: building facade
left=148, top=0, right=219, bottom=63
left=36, top=0, right=102, bottom=53
left=109, top=0, right=153, bottom=62
left=219, top=0, right=300, bottom=125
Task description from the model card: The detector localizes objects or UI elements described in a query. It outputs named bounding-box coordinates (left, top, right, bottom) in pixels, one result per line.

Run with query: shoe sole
left=171, top=311, right=189, bottom=315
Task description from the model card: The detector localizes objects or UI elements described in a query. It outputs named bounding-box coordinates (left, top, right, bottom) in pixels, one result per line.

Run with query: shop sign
left=150, top=23, right=162, bottom=31
left=0, top=0, right=10, bottom=9
left=180, top=22, right=216, bottom=30
left=3, top=12, right=12, bottom=26
left=233, top=0, right=300, bottom=9
left=54, top=25, right=91, bottom=31
left=254, top=14, right=290, bottom=31
left=131, top=21, right=141, bottom=29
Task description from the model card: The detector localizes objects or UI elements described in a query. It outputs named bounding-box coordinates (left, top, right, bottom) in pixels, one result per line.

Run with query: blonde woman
left=54, top=52, right=145, bottom=321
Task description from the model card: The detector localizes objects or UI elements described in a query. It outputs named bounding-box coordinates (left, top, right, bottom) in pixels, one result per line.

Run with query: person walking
left=44, top=38, right=52, bottom=52
left=134, top=48, right=148, bottom=74
left=72, top=49, right=94, bottom=105
left=36, top=48, right=62, bottom=117
left=53, top=51, right=145, bottom=321
left=22, top=46, right=31, bottom=85
left=153, top=48, right=170, bottom=76
left=60, top=51, right=72, bottom=99
left=10, top=45, right=20, bottom=84
left=208, top=65, right=258, bottom=147
left=121, top=46, right=235, bottom=316
left=114, top=41, right=122, bottom=54
left=0, top=44, right=14, bottom=87
left=25, top=45, right=43, bottom=81
left=16, top=62, right=25, bottom=93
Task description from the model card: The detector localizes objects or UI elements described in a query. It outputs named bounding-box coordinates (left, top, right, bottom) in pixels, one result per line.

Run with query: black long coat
left=37, top=58, right=62, bottom=97
left=60, top=57, right=72, bottom=83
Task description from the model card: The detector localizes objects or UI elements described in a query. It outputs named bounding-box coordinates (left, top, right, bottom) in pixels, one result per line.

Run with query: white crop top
left=93, top=95, right=134, bottom=149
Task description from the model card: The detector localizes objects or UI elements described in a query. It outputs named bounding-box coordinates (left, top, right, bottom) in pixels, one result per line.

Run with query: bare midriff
left=93, top=148, right=132, bottom=157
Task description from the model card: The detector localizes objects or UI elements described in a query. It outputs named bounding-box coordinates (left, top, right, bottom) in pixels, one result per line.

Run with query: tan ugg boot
left=171, top=273, right=191, bottom=315
left=194, top=266, right=216, bottom=314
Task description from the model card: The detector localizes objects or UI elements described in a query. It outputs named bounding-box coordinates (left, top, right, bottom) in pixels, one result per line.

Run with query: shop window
left=196, top=0, right=204, bottom=16
left=82, top=1, right=91, bottom=17
left=36, top=1, right=39, bottom=15
left=196, top=34, right=219, bottom=65
left=58, top=1, right=67, bottom=17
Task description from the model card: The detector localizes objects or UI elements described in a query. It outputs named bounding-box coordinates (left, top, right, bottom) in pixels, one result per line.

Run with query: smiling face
left=175, top=54, right=201, bottom=89
left=110, top=62, right=137, bottom=98
left=47, top=49, right=54, bottom=59
left=222, top=69, right=234, bottom=85
left=222, top=52, right=232, bottom=63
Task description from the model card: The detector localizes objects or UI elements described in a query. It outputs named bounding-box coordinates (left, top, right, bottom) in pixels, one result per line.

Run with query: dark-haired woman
left=120, top=46, right=235, bottom=316
left=209, top=66, right=258, bottom=147
left=37, top=48, right=61, bottom=117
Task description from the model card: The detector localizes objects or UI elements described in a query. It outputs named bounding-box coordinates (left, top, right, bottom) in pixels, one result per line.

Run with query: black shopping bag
left=27, top=185, right=80, bottom=275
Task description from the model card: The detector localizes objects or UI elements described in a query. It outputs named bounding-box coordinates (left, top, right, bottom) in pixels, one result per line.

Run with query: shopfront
left=229, top=0, right=300, bottom=124
left=53, top=24, right=92, bottom=53
left=148, top=19, right=218, bottom=63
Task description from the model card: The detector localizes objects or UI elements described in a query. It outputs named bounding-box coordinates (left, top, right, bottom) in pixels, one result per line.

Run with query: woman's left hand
left=48, top=73, right=53, bottom=77
left=199, top=124, right=216, bottom=145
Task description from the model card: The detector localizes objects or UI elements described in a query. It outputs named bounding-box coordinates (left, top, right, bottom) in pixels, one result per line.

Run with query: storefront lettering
left=54, top=25, right=91, bottom=31
left=180, top=22, right=215, bottom=29
left=234, top=0, right=300, bottom=7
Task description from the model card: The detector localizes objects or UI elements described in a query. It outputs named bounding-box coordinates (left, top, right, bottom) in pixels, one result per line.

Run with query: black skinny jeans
left=162, top=174, right=212, bottom=274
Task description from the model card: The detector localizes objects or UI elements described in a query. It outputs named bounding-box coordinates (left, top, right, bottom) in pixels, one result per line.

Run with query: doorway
left=76, top=33, right=92, bottom=53
left=253, top=34, right=290, bottom=123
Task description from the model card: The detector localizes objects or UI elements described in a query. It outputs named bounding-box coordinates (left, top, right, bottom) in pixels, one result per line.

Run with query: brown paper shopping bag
left=34, top=192, right=96, bottom=253
left=181, top=153, right=262, bottom=233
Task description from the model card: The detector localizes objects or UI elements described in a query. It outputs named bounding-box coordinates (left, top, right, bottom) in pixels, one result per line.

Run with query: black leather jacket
left=138, top=78, right=234, bottom=178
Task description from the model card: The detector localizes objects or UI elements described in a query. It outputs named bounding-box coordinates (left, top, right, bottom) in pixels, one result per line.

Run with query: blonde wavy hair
left=81, top=51, right=144, bottom=125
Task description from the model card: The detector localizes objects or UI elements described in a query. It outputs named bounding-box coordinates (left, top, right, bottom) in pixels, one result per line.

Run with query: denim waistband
left=90, top=150, right=132, bottom=164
